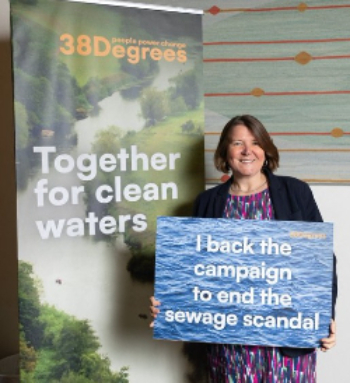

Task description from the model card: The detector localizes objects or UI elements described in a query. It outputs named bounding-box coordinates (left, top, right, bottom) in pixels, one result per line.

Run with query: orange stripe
left=204, top=57, right=293, bottom=63
left=267, top=90, right=350, bottom=95
left=205, top=132, right=350, bottom=136
left=205, top=92, right=251, bottom=96
left=206, top=178, right=350, bottom=183
left=205, top=5, right=350, bottom=13
left=279, top=149, right=350, bottom=152
left=205, top=149, right=350, bottom=153
left=313, top=55, right=350, bottom=60
left=306, top=5, right=350, bottom=10
left=203, top=54, right=350, bottom=63
left=204, top=38, right=350, bottom=45
left=270, top=132, right=350, bottom=136
left=205, top=90, right=350, bottom=96
left=213, top=7, right=297, bottom=12
left=300, top=179, right=350, bottom=183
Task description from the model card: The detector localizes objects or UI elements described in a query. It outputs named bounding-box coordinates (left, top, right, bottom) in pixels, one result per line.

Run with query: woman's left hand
left=320, top=319, right=336, bottom=351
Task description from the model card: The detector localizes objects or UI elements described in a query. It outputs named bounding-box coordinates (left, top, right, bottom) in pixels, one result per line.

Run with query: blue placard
left=154, top=217, right=333, bottom=348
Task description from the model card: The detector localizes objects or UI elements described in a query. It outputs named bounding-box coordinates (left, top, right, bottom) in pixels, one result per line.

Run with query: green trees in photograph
left=18, top=262, right=45, bottom=350
left=11, top=15, right=89, bottom=140
left=19, top=329, right=37, bottom=379
left=18, top=261, right=129, bottom=382
left=120, top=54, right=159, bottom=81
left=14, top=68, right=54, bottom=134
left=169, top=68, right=201, bottom=110
left=14, top=101, right=30, bottom=149
left=92, top=126, right=123, bottom=156
left=11, top=0, right=38, bottom=5
left=140, top=87, right=168, bottom=126
left=83, top=77, right=111, bottom=110
left=55, top=63, right=91, bottom=120
left=139, top=68, right=202, bottom=127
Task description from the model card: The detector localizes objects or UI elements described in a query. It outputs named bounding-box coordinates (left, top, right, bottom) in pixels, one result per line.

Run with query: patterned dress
left=207, top=189, right=316, bottom=383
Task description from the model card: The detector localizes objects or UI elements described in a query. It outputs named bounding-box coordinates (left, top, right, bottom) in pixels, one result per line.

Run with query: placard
left=154, top=217, right=333, bottom=348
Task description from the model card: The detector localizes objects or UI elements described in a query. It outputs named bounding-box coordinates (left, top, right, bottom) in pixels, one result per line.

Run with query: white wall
left=1, top=1, right=348, bottom=382
left=311, top=185, right=349, bottom=381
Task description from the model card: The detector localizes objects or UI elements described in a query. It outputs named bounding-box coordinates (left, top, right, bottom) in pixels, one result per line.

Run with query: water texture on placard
left=154, top=217, right=333, bottom=348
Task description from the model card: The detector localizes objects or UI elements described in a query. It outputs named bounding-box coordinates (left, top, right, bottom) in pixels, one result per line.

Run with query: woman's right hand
left=149, top=296, right=161, bottom=328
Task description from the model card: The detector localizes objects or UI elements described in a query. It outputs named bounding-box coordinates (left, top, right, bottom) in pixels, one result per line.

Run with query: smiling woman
left=187, top=114, right=338, bottom=382
left=213, top=115, right=279, bottom=196
left=226, top=125, right=265, bottom=180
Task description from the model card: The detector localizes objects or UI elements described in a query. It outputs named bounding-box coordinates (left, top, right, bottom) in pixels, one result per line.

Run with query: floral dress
left=207, top=189, right=316, bottom=383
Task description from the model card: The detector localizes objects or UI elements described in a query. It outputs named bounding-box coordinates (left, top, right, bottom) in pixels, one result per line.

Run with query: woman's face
left=226, top=124, right=266, bottom=178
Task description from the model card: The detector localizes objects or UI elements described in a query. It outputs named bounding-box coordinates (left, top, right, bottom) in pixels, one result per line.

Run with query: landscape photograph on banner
left=154, top=217, right=333, bottom=348
left=11, top=1, right=204, bottom=382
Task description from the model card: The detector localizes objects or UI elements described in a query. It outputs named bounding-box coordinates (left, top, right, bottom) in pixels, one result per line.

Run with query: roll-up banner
left=10, top=1, right=204, bottom=381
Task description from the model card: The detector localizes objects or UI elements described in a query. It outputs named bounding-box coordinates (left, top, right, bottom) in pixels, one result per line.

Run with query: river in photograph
left=75, top=59, right=193, bottom=154
left=16, top=58, right=195, bottom=382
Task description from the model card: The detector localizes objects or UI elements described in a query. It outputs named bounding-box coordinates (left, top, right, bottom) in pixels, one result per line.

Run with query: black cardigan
left=193, top=170, right=338, bottom=357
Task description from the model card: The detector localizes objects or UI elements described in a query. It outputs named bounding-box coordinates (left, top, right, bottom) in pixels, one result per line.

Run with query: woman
left=151, top=115, right=337, bottom=382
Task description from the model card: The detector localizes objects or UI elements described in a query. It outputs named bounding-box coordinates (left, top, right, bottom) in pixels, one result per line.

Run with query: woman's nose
left=241, top=144, right=251, bottom=154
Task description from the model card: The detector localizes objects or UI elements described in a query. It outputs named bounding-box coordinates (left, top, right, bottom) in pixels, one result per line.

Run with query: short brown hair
left=214, top=115, right=279, bottom=173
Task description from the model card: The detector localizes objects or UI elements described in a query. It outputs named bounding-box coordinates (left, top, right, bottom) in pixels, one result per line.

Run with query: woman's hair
left=214, top=115, right=280, bottom=174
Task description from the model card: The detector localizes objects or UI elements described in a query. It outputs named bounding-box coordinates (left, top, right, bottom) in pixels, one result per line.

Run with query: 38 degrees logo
left=59, top=34, right=187, bottom=64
